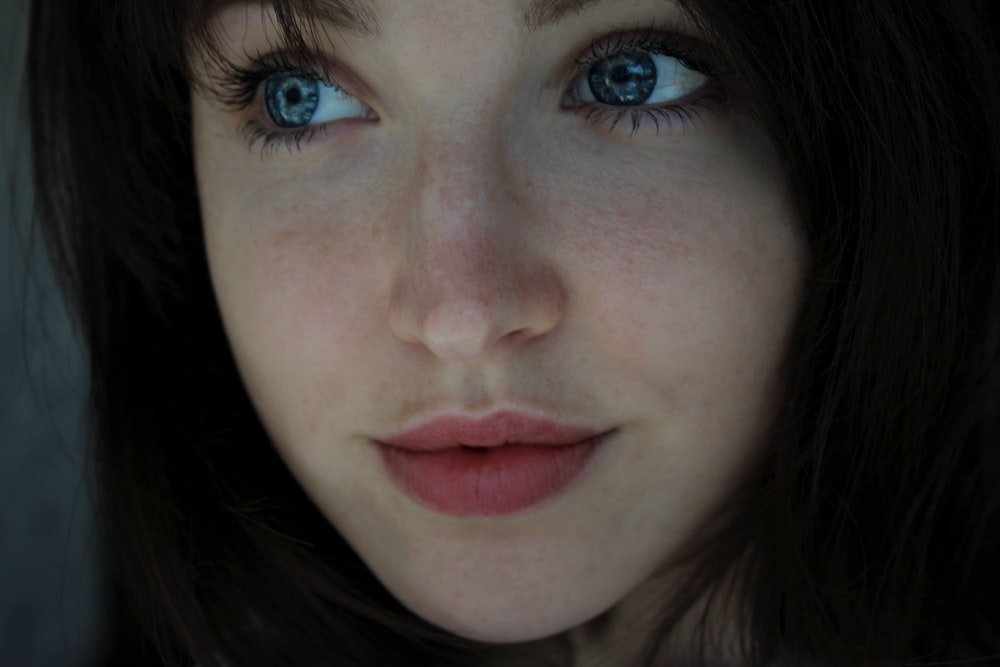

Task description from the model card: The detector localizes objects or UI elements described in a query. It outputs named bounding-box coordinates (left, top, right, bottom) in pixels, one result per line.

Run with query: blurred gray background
left=2, top=0, right=105, bottom=664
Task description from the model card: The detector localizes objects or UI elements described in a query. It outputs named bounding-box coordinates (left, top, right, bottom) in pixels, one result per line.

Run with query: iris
left=587, top=52, right=658, bottom=106
left=265, top=75, right=321, bottom=128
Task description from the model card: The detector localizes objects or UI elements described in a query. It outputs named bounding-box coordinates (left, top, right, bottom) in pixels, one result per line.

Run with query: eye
left=570, top=51, right=709, bottom=108
left=264, top=73, right=369, bottom=128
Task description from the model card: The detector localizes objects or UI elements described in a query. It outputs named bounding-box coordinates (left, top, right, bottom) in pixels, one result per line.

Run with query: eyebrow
left=524, top=0, right=606, bottom=30
left=278, top=0, right=608, bottom=35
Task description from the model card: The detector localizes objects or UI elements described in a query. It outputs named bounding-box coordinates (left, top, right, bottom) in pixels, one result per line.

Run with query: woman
left=28, top=0, right=1000, bottom=664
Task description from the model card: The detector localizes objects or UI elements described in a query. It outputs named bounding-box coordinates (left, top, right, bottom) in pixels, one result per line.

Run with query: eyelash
left=569, top=29, right=725, bottom=136
left=209, top=52, right=341, bottom=154
left=208, top=28, right=726, bottom=154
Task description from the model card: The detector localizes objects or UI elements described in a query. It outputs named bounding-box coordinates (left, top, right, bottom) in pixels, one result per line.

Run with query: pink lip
left=379, top=411, right=602, bottom=450
left=376, top=411, right=609, bottom=517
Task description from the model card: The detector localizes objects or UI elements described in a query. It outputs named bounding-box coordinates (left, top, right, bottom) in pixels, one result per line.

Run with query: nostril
left=497, top=327, right=532, bottom=348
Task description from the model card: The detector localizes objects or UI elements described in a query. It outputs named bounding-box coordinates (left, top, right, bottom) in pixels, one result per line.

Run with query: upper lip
left=377, top=410, right=603, bottom=451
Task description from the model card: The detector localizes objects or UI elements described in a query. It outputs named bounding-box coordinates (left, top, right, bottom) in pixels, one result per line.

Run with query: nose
left=388, top=130, right=565, bottom=362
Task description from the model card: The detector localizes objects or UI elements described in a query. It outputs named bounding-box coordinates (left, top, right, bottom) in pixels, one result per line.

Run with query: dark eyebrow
left=305, top=0, right=379, bottom=35
left=523, top=0, right=606, bottom=31
left=247, top=0, right=608, bottom=35
left=204, top=0, right=378, bottom=35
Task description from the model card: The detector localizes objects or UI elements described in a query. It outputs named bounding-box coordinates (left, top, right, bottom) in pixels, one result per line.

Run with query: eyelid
left=202, top=24, right=729, bottom=152
left=546, top=24, right=716, bottom=104
left=200, top=48, right=377, bottom=155
left=575, top=28, right=719, bottom=79
left=559, top=26, right=730, bottom=137
left=205, top=50, right=369, bottom=114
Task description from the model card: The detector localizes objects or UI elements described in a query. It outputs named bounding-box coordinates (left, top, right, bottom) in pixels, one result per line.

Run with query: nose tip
left=410, top=298, right=518, bottom=362
left=389, top=267, right=564, bottom=362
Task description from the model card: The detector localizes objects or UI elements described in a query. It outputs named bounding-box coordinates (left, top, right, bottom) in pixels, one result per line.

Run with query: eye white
left=574, top=53, right=709, bottom=106
left=311, top=82, right=369, bottom=124
left=264, top=74, right=369, bottom=128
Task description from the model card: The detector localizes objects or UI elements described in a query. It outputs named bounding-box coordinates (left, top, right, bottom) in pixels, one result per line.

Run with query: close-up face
left=191, top=0, right=806, bottom=650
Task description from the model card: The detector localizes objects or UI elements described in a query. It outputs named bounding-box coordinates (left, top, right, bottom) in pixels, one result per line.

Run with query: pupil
left=611, top=66, right=632, bottom=83
left=265, top=75, right=321, bottom=128
left=588, top=52, right=657, bottom=106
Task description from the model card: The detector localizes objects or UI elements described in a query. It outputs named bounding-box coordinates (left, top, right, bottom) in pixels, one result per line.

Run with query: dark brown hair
left=28, top=0, right=1000, bottom=664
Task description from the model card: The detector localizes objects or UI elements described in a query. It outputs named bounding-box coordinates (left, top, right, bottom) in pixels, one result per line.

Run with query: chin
left=435, top=615, right=574, bottom=645
left=398, top=586, right=613, bottom=645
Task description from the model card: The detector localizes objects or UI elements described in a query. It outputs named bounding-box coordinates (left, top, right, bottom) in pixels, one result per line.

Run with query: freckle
left=271, top=226, right=299, bottom=252
left=505, top=186, right=524, bottom=209
left=673, top=243, right=693, bottom=259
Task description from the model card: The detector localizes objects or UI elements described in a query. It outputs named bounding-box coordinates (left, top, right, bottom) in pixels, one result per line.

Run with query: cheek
left=193, top=93, right=395, bottom=364
left=200, top=177, right=393, bottom=440
left=538, top=134, right=804, bottom=403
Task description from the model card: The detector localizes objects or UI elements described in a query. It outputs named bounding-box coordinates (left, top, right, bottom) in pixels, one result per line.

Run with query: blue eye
left=264, top=73, right=368, bottom=128
left=573, top=51, right=709, bottom=107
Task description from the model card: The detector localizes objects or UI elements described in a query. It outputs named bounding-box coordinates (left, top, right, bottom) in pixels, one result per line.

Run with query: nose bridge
left=412, top=121, right=508, bottom=270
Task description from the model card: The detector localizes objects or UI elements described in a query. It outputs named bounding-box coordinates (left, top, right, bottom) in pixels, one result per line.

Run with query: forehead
left=200, top=0, right=649, bottom=35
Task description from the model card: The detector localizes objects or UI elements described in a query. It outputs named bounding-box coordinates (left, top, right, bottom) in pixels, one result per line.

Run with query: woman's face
left=192, top=0, right=805, bottom=649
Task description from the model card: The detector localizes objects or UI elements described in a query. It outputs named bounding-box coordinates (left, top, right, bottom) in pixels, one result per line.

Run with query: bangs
left=182, top=0, right=376, bottom=79
left=107, top=0, right=376, bottom=101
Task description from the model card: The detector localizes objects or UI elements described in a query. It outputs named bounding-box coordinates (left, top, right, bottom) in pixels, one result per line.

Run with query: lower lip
left=378, top=436, right=605, bottom=517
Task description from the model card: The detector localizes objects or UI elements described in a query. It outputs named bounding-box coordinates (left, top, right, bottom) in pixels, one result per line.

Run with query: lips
left=379, top=411, right=603, bottom=450
left=376, top=411, right=609, bottom=517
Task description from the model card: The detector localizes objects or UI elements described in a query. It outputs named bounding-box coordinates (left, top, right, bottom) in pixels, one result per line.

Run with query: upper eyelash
left=204, top=52, right=339, bottom=155
left=574, top=28, right=720, bottom=81
left=207, top=26, right=721, bottom=115
left=208, top=51, right=332, bottom=112
left=205, top=25, right=726, bottom=152
left=567, top=28, right=726, bottom=136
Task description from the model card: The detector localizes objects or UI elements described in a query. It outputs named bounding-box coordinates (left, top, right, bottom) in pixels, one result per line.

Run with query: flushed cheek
left=543, top=171, right=804, bottom=503
left=203, top=195, right=395, bottom=439
left=560, top=165, right=799, bottom=359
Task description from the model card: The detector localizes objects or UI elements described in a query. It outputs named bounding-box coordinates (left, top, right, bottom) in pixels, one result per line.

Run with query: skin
left=191, top=0, right=806, bottom=661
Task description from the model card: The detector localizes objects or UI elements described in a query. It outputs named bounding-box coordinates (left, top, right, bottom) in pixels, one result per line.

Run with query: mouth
left=375, top=410, right=612, bottom=517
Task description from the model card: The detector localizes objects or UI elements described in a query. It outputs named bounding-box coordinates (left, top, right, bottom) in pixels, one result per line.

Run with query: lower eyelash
left=568, top=26, right=728, bottom=136
left=575, top=95, right=725, bottom=137
left=206, top=51, right=342, bottom=154
left=577, top=104, right=707, bottom=137
left=239, top=120, right=330, bottom=155
left=209, top=26, right=725, bottom=152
